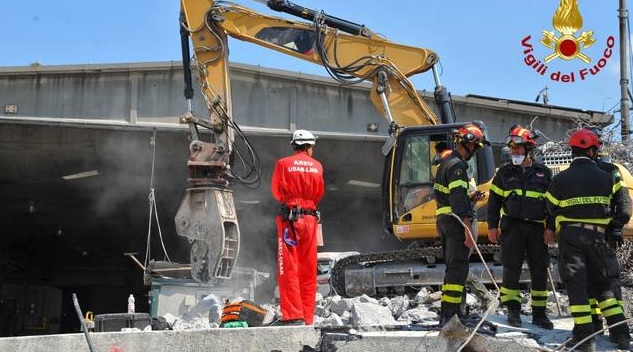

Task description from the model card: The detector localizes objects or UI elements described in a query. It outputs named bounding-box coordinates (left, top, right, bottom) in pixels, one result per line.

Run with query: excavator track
left=330, top=244, right=503, bottom=297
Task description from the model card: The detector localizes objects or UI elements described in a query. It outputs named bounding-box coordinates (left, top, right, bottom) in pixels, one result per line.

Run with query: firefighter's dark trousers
left=499, top=217, right=550, bottom=310
left=588, top=237, right=625, bottom=326
left=559, top=226, right=627, bottom=338
left=438, top=215, right=470, bottom=319
left=604, top=245, right=623, bottom=305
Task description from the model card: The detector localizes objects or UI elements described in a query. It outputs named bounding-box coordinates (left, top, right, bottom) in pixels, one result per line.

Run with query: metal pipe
left=619, top=0, right=630, bottom=144
left=266, top=0, right=371, bottom=37
left=547, top=265, right=563, bottom=316
left=72, top=293, right=96, bottom=352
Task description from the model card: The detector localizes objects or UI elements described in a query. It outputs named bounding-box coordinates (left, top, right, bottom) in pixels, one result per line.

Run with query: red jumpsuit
left=271, top=150, right=324, bottom=325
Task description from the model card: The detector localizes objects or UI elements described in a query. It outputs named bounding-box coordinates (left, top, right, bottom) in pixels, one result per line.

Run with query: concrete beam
left=0, top=327, right=320, bottom=352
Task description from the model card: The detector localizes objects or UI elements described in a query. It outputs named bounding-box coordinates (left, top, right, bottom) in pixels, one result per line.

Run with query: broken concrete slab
left=0, top=326, right=320, bottom=352
left=326, top=329, right=542, bottom=352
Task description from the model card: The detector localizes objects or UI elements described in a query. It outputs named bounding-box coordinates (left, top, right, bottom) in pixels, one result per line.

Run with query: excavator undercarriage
left=330, top=244, right=561, bottom=298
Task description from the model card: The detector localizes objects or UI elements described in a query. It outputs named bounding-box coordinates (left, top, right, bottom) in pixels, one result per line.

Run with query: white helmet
left=291, top=129, right=316, bottom=145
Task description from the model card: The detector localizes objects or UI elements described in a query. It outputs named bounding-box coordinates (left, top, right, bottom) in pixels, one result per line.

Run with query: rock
left=351, top=302, right=396, bottom=326
left=412, top=287, right=431, bottom=306
left=315, top=313, right=344, bottom=327
left=389, top=295, right=410, bottom=319
left=436, top=315, right=490, bottom=352
left=340, top=310, right=352, bottom=325
left=378, top=297, right=392, bottom=310
left=330, top=295, right=354, bottom=316
left=356, top=294, right=379, bottom=305
left=397, top=307, right=438, bottom=322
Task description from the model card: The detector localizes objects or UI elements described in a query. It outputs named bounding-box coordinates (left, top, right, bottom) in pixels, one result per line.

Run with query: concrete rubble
left=2, top=285, right=631, bottom=352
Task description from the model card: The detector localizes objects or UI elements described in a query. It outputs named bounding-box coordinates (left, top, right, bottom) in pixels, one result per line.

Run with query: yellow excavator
left=175, top=0, right=496, bottom=294
left=175, top=0, right=632, bottom=297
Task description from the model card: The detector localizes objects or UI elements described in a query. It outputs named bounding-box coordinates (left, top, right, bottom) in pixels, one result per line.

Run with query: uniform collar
left=571, top=156, right=596, bottom=165
left=451, top=150, right=469, bottom=166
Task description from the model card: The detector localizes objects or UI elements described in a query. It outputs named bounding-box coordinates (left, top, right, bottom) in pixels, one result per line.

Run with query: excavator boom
left=181, top=0, right=439, bottom=127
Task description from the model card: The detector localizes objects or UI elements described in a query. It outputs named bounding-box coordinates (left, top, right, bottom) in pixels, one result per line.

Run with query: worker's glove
left=469, top=190, right=485, bottom=202
left=283, top=227, right=297, bottom=247
left=611, top=228, right=624, bottom=249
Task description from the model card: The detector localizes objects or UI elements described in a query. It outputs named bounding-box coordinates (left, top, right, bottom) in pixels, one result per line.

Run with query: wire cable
left=447, top=213, right=501, bottom=352
left=144, top=130, right=171, bottom=272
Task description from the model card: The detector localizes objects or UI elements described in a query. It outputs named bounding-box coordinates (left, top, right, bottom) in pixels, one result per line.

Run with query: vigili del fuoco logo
left=520, top=0, right=615, bottom=83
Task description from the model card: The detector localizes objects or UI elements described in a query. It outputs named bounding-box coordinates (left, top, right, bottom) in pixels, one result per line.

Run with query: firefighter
left=487, top=125, right=554, bottom=329
left=432, top=141, right=452, bottom=166
left=271, top=129, right=324, bottom=325
left=545, top=128, right=630, bottom=351
left=434, top=122, right=489, bottom=325
left=584, top=128, right=631, bottom=338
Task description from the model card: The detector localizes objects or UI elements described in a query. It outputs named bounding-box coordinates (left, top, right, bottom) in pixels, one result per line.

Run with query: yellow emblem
left=540, top=0, right=596, bottom=63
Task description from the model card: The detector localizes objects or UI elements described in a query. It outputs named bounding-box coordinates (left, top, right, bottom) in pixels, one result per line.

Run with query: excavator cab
left=383, top=122, right=496, bottom=244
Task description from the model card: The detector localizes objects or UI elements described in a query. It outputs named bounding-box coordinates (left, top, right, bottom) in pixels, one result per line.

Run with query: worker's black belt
left=280, top=205, right=320, bottom=221
left=299, top=209, right=320, bottom=217
left=565, top=223, right=605, bottom=234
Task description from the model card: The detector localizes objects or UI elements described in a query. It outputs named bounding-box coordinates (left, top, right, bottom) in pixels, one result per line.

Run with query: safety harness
left=279, top=204, right=321, bottom=246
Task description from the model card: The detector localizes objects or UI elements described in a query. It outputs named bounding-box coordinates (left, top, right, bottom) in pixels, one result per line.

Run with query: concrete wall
left=0, top=61, right=612, bottom=142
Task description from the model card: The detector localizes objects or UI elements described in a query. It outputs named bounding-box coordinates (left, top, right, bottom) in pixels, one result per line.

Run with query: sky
left=2, top=1, right=629, bottom=132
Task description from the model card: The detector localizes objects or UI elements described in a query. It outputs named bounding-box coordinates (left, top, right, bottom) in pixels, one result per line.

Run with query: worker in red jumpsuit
left=271, top=129, right=324, bottom=325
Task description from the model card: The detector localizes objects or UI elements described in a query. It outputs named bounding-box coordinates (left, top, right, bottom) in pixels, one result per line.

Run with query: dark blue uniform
left=545, top=157, right=629, bottom=345
left=488, top=161, right=553, bottom=314
left=434, top=150, right=474, bottom=322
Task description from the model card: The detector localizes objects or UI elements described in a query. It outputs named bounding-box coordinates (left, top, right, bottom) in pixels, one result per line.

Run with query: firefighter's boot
left=531, top=307, right=553, bottom=329
left=608, top=323, right=631, bottom=350
left=507, top=308, right=522, bottom=327
left=591, top=314, right=604, bottom=335
left=565, top=336, right=596, bottom=352
left=566, top=325, right=596, bottom=352
left=440, top=302, right=460, bottom=327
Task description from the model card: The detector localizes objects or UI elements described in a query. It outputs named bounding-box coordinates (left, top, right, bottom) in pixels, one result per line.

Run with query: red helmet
left=569, top=128, right=601, bottom=149
left=455, top=123, right=489, bottom=147
left=506, top=125, right=537, bottom=146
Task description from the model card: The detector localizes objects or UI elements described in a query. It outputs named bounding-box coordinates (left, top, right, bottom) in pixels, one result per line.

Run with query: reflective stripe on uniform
left=544, top=191, right=559, bottom=206
left=613, top=180, right=624, bottom=193
left=490, top=184, right=504, bottom=197
left=434, top=183, right=449, bottom=194
left=448, top=179, right=468, bottom=191
left=589, top=298, right=601, bottom=315
left=573, top=315, right=593, bottom=324
left=442, top=283, right=464, bottom=292
left=441, top=295, right=462, bottom=304
left=602, top=306, right=624, bottom=317
left=598, top=297, right=624, bottom=318
left=531, top=289, right=548, bottom=307
left=570, top=304, right=592, bottom=325
left=441, top=283, right=464, bottom=304
left=555, top=216, right=611, bottom=232
left=500, top=286, right=520, bottom=303
left=490, top=184, right=545, bottom=199
left=559, top=196, right=611, bottom=208
left=436, top=206, right=452, bottom=216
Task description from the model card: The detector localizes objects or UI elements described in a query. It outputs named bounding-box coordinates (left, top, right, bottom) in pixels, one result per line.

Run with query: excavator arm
left=180, top=0, right=440, bottom=128
left=176, top=0, right=446, bottom=283
left=175, top=0, right=487, bottom=288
